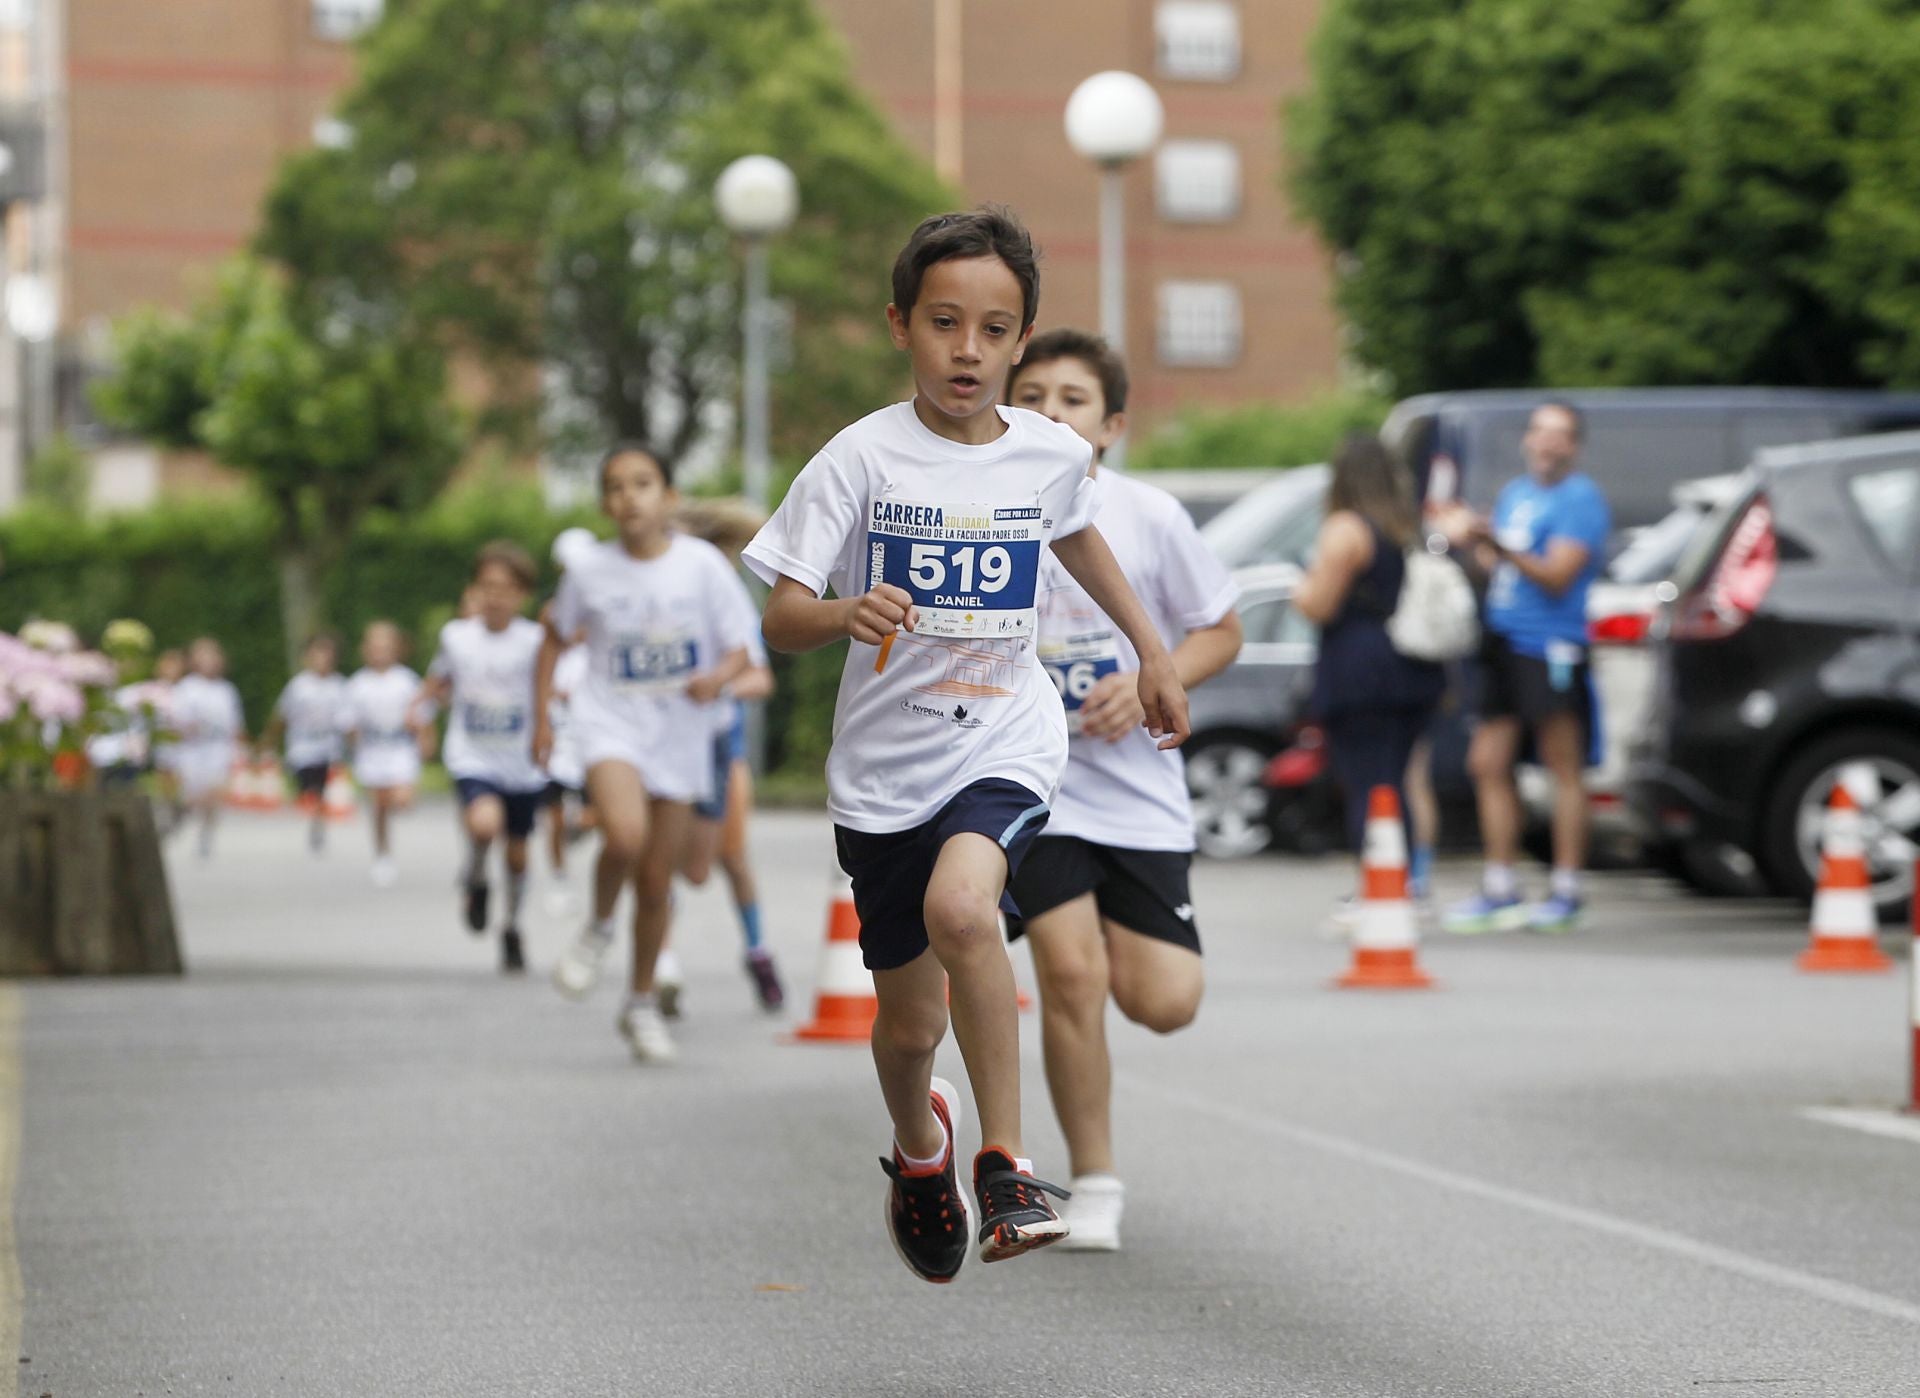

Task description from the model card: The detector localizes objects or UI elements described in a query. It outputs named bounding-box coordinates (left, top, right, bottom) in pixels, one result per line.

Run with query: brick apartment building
left=0, top=0, right=1338, bottom=509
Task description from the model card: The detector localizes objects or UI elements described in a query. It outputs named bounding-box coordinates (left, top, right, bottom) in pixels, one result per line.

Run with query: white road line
left=1799, top=1106, right=1920, bottom=1148
left=1119, top=1072, right=1920, bottom=1328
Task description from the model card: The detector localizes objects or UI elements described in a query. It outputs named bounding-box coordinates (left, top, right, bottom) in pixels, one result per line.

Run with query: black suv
left=1628, top=431, right=1920, bottom=915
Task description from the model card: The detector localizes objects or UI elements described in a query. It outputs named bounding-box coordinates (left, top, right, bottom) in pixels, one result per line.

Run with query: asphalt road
left=8, top=801, right=1920, bottom=1397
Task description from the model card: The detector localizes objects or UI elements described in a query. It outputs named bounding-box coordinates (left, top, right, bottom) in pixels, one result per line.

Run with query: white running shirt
left=546, top=645, right=589, bottom=788
left=171, top=674, right=245, bottom=750
left=274, top=671, right=348, bottom=768
left=1037, top=471, right=1237, bottom=852
left=429, top=616, right=546, bottom=791
left=744, top=401, right=1102, bottom=834
left=549, top=533, right=756, bottom=747
left=345, top=664, right=421, bottom=751
left=710, top=566, right=767, bottom=737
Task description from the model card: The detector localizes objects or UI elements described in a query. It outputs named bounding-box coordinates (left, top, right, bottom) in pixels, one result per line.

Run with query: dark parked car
left=1628, top=431, right=1920, bottom=916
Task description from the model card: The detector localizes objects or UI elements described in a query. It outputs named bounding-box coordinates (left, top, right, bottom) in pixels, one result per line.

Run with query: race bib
left=609, top=636, right=698, bottom=693
left=1038, top=628, right=1121, bottom=731
left=461, top=702, right=527, bottom=742
left=868, top=499, right=1042, bottom=638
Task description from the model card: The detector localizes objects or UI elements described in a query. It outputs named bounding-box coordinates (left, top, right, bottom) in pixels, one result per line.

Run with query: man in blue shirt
left=1443, top=402, right=1611, bottom=933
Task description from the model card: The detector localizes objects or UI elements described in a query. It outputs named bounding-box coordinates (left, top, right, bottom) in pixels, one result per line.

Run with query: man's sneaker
left=1441, top=891, right=1528, bottom=935
left=878, top=1077, right=972, bottom=1284
left=1056, top=1173, right=1124, bottom=1253
left=501, top=928, right=526, bottom=974
left=464, top=881, right=489, bottom=935
left=744, top=949, right=785, bottom=1012
left=616, top=1000, right=677, bottom=1063
left=1526, top=893, right=1583, bottom=934
left=974, top=1148, right=1071, bottom=1263
left=552, top=923, right=613, bottom=999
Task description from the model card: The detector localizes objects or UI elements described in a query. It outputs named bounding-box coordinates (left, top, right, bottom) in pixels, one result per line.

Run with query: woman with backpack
left=1294, top=434, right=1454, bottom=870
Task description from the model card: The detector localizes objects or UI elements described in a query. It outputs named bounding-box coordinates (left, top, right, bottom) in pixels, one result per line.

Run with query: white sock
left=655, top=948, right=684, bottom=985
left=1014, top=1156, right=1034, bottom=1176
left=624, top=991, right=655, bottom=1015
left=1483, top=863, right=1518, bottom=899
left=1550, top=867, right=1582, bottom=901
left=506, top=870, right=527, bottom=921
left=585, top=915, right=614, bottom=942
left=896, top=1113, right=951, bottom=1172
left=462, top=843, right=485, bottom=886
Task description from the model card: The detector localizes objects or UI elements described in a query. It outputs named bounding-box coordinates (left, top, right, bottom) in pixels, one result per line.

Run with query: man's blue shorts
left=455, top=777, right=543, bottom=840
left=832, top=778, right=1051, bottom=972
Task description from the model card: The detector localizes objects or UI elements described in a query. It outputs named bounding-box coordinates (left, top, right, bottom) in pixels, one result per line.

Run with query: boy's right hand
left=846, top=584, right=917, bottom=647
left=531, top=716, right=554, bottom=769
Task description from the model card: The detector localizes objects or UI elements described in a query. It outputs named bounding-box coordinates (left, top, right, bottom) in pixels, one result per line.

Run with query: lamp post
left=1065, top=71, right=1163, bottom=472
left=714, top=155, right=798, bottom=514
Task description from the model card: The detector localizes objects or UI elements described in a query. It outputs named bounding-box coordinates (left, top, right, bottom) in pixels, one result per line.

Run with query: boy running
left=260, top=633, right=348, bottom=853
left=536, top=446, right=754, bottom=1064
left=745, top=210, right=1190, bottom=1278
left=1005, top=330, right=1242, bottom=1252
left=171, top=637, right=245, bottom=858
left=419, top=542, right=547, bottom=974
left=344, top=620, right=428, bottom=888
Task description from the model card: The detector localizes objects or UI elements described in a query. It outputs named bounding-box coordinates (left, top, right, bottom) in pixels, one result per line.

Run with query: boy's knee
left=1036, top=945, right=1107, bottom=1017
left=600, top=822, right=645, bottom=866
left=1114, top=981, right=1200, bottom=1035
left=924, top=886, right=998, bottom=953
left=873, top=1002, right=947, bottom=1059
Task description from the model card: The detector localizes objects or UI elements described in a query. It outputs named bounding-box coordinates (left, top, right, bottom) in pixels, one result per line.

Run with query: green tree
left=1291, top=0, right=1920, bottom=393
left=93, top=259, right=464, bottom=663
left=259, top=0, right=951, bottom=468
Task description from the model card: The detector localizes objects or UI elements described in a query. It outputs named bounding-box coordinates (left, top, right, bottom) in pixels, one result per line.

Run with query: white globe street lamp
left=1065, top=72, right=1163, bottom=471
left=716, top=155, right=798, bottom=516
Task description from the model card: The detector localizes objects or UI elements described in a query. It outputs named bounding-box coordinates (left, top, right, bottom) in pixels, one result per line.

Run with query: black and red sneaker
left=878, top=1077, right=973, bottom=1284
left=974, top=1148, right=1071, bottom=1263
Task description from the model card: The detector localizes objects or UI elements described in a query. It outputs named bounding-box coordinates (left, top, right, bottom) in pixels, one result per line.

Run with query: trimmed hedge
left=0, top=487, right=841, bottom=779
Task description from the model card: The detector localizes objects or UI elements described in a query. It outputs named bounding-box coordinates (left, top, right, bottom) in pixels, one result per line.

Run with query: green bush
left=1130, top=391, right=1390, bottom=471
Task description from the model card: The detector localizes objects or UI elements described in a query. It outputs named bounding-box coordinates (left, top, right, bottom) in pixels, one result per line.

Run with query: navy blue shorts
left=833, top=779, right=1051, bottom=972
left=455, top=777, right=543, bottom=840
left=694, top=709, right=749, bottom=821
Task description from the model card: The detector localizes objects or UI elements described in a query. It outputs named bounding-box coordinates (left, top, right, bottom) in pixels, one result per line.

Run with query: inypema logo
left=901, top=699, right=947, bottom=722
left=899, top=697, right=987, bottom=729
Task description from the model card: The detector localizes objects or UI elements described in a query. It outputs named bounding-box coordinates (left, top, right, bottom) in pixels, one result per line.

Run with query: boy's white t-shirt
left=549, top=534, right=757, bottom=745
left=710, top=565, right=767, bottom=738
left=546, top=645, right=590, bottom=788
left=274, top=671, right=348, bottom=768
left=1037, top=471, right=1237, bottom=852
left=345, top=665, right=422, bottom=750
left=743, top=401, right=1102, bottom=834
left=429, top=616, right=547, bottom=792
left=171, top=674, right=244, bottom=758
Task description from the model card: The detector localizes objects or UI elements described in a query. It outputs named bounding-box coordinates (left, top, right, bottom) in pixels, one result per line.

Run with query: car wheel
left=1186, top=731, right=1278, bottom=860
left=1761, top=728, right=1920, bottom=919
left=1674, top=840, right=1767, bottom=898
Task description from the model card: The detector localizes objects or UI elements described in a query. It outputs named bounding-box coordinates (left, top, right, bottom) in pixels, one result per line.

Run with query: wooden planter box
left=0, top=789, right=183, bottom=976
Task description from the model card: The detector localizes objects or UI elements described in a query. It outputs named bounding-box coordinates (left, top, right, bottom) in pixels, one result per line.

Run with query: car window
left=1237, top=591, right=1295, bottom=645
left=1606, top=503, right=1708, bottom=584
left=1846, top=462, right=1920, bottom=576
left=1199, top=469, right=1327, bottom=570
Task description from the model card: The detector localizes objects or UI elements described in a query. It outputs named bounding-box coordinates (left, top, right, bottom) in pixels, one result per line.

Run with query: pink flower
left=15, top=672, right=83, bottom=724
left=19, top=620, right=79, bottom=655
left=0, top=686, right=16, bottom=722
left=57, top=651, right=118, bottom=689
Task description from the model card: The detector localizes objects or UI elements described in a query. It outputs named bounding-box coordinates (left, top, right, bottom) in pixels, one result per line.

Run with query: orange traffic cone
left=321, top=765, right=357, bottom=822
left=1334, top=786, right=1435, bottom=990
left=253, top=759, right=286, bottom=812
left=1797, top=784, right=1893, bottom=974
left=793, top=868, right=879, bottom=1043
left=224, top=760, right=253, bottom=810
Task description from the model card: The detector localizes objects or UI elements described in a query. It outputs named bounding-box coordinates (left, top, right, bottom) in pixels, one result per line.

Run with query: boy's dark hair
left=473, top=539, right=538, bottom=591
left=599, top=440, right=674, bottom=491
left=1538, top=399, right=1585, bottom=442
left=303, top=631, right=340, bottom=655
left=1009, top=328, right=1129, bottom=416
left=891, top=207, right=1040, bottom=332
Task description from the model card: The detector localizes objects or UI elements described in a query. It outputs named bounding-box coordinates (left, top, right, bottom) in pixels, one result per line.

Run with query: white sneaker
left=552, top=924, right=613, bottom=999
left=617, top=1001, right=677, bottom=1064
left=1056, top=1173, right=1124, bottom=1252
left=370, top=856, right=398, bottom=889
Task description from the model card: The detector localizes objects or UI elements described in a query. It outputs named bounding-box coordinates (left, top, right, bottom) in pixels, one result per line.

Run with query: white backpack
left=1386, top=538, right=1479, bottom=663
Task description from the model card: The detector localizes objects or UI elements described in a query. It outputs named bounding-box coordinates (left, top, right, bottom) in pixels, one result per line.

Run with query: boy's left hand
left=1136, top=654, right=1190, bottom=751
left=685, top=672, right=728, bottom=704
left=1079, top=671, right=1145, bottom=743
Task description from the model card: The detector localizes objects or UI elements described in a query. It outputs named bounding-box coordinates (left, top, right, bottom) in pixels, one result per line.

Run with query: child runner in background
left=149, top=648, right=187, bottom=831
left=536, top=445, right=753, bottom=1065
left=1004, top=330, right=1241, bottom=1253
left=418, top=542, right=548, bottom=974
left=259, top=633, right=348, bottom=854
left=746, top=210, right=1190, bottom=1279
left=171, top=637, right=246, bottom=858
left=673, top=497, right=783, bottom=1014
left=345, top=620, right=427, bottom=889
left=541, top=527, right=599, bottom=919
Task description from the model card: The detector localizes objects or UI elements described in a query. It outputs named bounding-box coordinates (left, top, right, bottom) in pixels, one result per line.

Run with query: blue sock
left=737, top=901, right=764, bottom=953
left=1409, top=844, right=1434, bottom=895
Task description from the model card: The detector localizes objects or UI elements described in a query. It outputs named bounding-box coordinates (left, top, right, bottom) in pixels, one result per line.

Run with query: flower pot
left=0, top=789, right=183, bottom=976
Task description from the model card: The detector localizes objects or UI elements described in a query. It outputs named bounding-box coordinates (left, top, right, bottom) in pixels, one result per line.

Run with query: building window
left=1158, top=281, right=1242, bottom=367
left=1156, top=140, right=1240, bottom=222
left=1156, top=2, right=1241, bottom=82
left=311, top=0, right=382, bottom=42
